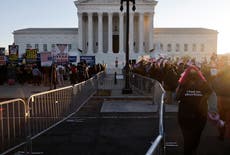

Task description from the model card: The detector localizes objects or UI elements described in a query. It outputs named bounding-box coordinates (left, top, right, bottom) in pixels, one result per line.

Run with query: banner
left=56, top=44, right=68, bottom=53
left=0, top=55, right=6, bottom=65
left=68, top=56, right=77, bottom=63
left=51, top=44, right=68, bottom=64
left=80, top=56, right=95, bottom=67
left=40, top=52, right=52, bottom=66
left=9, top=45, right=19, bottom=62
left=26, top=49, right=37, bottom=63
left=55, top=53, right=68, bottom=65
left=0, top=48, right=5, bottom=56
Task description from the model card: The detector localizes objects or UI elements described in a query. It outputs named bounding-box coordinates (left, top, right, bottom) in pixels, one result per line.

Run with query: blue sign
left=80, top=56, right=95, bottom=67
left=0, top=48, right=5, bottom=55
left=18, top=58, right=23, bottom=63
left=68, top=56, right=77, bottom=63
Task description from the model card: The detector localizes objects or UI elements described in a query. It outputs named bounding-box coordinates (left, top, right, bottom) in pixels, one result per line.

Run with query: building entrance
left=113, top=35, right=119, bottom=53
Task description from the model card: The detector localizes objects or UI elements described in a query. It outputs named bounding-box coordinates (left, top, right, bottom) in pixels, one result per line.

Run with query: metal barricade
left=72, top=75, right=98, bottom=111
left=145, top=80, right=166, bottom=155
left=146, top=86, right=165, bottom=155
left=97, top=73, right=124, bottom=90
left=0, top=98, right=27, bottom=155
left=131, top=73, right=166, bottom=155
left=27, top=86, right=73, bottom=140
left=0, top=71, right=106, bottom=154
left=131, top=73, right=156, bottom=95
left=26, top=73, right=104, bottom=153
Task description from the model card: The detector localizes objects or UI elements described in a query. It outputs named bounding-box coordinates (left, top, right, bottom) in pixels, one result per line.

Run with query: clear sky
left=0, top=0, right=230, bottom=54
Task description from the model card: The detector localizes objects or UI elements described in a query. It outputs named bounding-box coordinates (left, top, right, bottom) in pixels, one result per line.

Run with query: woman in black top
left=175, top=65, right=213, bottom=155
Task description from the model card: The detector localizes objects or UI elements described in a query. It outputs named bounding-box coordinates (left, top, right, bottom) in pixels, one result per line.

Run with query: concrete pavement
left=0, top=81, right=70, bottom=100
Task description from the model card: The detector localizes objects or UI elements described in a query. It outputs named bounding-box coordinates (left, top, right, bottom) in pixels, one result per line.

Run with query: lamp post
left=120, top=0, right=135, bottom=94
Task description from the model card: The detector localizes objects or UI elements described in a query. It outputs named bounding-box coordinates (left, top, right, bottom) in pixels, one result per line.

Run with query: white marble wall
left=13, top=0, right=217, bottom=73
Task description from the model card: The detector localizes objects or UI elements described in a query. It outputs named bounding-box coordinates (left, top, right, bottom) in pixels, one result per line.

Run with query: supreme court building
left=13, top=0, right=218, bottom=72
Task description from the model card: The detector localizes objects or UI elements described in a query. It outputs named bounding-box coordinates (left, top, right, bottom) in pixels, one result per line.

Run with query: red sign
left=0, top=56, right=6, bottom=65
left=55, top=53, right=68, bottom=64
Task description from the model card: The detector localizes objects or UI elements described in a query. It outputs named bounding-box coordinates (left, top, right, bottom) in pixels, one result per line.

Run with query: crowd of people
left=132, top=54, right=230, bottom=155
left=0, top=61, right=105, bottom=88
left=1, top=54, right=229, bottom=154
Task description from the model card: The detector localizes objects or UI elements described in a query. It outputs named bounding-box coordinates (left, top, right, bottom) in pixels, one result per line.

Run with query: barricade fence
left=0, top=99, right=27, bottom=155
left=97, top=73, right=124, bottom=90
left=146, top=88, right=166, bottom=155
left=0, top=71, right=105, bottom=155
left=0, top=71, right=165, bottom=155
left=131, top=73, right=166, bottom=155
left=27, top=86, right=73, bottom=139
left=72, top=74, right=98, bottom=109
left=130, top=73, right=156, bottom=95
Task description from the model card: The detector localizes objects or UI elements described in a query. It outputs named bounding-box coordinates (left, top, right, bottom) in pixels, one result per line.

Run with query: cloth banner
left=40, top=52, right=52, bottom=66
left=51, top=44, right=68, bottom=64
left=26, top=49, right=37, bottom=63
left=55, top=53, right=68, bottom=65
left=9, top=45, right=19, bottom=62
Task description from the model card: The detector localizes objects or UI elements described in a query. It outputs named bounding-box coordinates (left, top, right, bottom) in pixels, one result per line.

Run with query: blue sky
left=0, top=0, right=230, bottom=53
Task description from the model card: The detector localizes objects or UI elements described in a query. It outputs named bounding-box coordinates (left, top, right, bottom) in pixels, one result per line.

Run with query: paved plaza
left=12, top=97, right=230, bottom=155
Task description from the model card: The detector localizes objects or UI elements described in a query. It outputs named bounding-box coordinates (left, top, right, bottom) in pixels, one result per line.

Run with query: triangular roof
left=75, top=0, right=157, bottom=5
left=75, top=0, right=157, bottom=12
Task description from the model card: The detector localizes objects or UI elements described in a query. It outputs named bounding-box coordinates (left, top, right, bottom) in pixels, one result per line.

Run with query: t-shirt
left=176, top=81, right=212, bottom=127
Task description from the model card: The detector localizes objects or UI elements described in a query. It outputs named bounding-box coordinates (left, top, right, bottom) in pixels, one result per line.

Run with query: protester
left=42, top=66, right=51, bottom=86
left=32, top=65, right=41, bottom=86
left=56, top=65, right=65, bottom=86
left=175, top=65, right=214, bottom=155
left=212, top=65, right=230, bottom=140
left=77, top=62, right=86, bottom=82
left=50, top=64, right=57, bottom=89
left=69, top=64, right=77, bottom=84
left=162, top=62, right=179, bottom=104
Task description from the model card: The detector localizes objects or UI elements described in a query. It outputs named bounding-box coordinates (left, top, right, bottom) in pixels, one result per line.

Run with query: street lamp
left=120, top=0, right=135, bottom=94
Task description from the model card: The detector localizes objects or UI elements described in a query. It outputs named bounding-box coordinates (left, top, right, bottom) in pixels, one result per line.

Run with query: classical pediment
left=75, top=0, right=157, bottom=5
left=75, top=0, right=157, bottom=12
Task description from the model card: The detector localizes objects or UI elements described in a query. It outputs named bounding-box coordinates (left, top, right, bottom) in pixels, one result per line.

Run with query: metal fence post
left=26, top=96, right=33, bottom=155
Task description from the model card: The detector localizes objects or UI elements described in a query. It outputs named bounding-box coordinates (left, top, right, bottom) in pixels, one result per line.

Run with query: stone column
left=139, top=12, right=144, bottom=53
left=78, top=12, right=83, bottom=51
left=88, top=12, right=93, bottom=54
left=108, top=12, right=113, bottom=53
left=129, top=12, right=134, bottom=53
left=98, top=12, right=103, bottom=53
left=148, top=13, right=154, bottom=51
left=119, top=12, right=124, bottom=53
